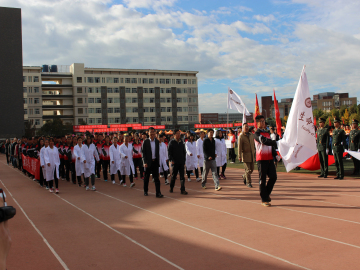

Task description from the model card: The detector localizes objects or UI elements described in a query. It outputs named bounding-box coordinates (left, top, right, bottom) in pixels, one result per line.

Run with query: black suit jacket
left=142, top=138, right=160, bottom=167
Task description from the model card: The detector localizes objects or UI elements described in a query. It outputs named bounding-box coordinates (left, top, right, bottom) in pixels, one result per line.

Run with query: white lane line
left=55, top=195, right=184, bottom=270
left=0, top=179, right=69, bottom=270
left=181, top=186, right=360, bottom=225
left=95, top=190, right=311, bottom=270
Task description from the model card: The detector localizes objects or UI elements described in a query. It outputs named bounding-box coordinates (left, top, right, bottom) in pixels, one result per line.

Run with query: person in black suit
left=142, top=127, right=163, bottom=198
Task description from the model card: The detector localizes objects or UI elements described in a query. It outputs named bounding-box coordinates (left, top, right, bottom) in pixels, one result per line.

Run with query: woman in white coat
left=110, top=137, right=122, bottom=185
left=74, top=137, right=84, bottom=187
left=215, top=130, right=227, bottom=179
left=119, top=134, right=135, bottom=187
left=185, top=133, right=199, bottom=182
left=81, top=135, right=99, bottom=191
left=39, top=138, right=48, bottom=189
left=44, top=138, right=60, bottom=193
left=196, top=130, right=205, bottom=182
left=158, top=134, right=169, bottom=185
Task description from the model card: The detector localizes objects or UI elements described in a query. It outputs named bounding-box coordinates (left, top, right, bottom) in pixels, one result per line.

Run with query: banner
left=22, top=154, right=40, bottom=179
left=277, top=66, right=317, bottom=172
left=273, top=89, right=282, bottom=138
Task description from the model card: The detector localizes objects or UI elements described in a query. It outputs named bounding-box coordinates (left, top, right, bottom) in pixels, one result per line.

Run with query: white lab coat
left=44, top=146, right=60, bottom=181
left=81, top=144, right=99, bottom=178
left=40, top=146, right=47, bottom=180
left=109, top=144, right=122, bottom=175
left=185, top=141, right=198, bottom=171
left=196, top=138, right=204, bottom=167
left=215, top=138, right=227, bottom=167
left=74, top=144, right=84, bottom=176
left=120, top=143, right=135, bottom=175
left=159, top=142, right=169, bottom=172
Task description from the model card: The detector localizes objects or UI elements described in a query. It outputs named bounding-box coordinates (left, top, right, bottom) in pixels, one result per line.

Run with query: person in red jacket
left=228, top=129, right=236, bottom=163
left=253, top=115, right=279, bottom=207
left=132, top=133, right=144, bottom=179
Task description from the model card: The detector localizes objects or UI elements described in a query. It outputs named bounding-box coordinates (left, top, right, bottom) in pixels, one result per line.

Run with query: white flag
left=277, top=66, right=317, bottom=172
left=345, top=150, right=360, bottom=160
left=242, top=106, right=247, bottom=124
left=227, top=88, right=250, bottom=116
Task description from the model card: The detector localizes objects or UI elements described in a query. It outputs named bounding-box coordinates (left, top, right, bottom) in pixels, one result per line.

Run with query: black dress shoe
left=339, top=177, right=344, bottom=180
left=156, top=193, right=164, bottom=198
left=267, top=196, right=271, bottom=202
left=247, top=183, right=253, bottom=188
left=318, top=175, right=324, bottom=178
left=181, top=190, right=188, bottom=195
left=323, top=175, right=327, bottom=178
left=169, top=188, right=173, bottom=193
left=334, top=176, right=339, bottom=179
left=144, top=192, right=148, bottom=196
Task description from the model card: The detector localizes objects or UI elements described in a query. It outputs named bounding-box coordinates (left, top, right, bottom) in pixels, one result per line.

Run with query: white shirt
left=150, top=138, right=156, bottom=159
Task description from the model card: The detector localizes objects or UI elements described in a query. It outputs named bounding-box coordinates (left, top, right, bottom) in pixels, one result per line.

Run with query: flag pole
left=227, top=88, right=229, bottom=130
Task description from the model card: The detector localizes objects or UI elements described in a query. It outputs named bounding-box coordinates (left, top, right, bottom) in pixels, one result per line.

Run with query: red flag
left=314, top=117, right=317, bottom=126
left=273, top=89, right=282, bottom=138
left=329, top=118, right=332, bottom=126
left=254, top=94, right=260, bottom=121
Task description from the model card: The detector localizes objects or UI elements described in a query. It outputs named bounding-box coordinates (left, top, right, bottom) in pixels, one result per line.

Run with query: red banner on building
left=22, top=154, right=40, bottom=179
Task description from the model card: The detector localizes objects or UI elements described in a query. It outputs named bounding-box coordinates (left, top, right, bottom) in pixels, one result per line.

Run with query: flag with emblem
left=277, top=66, right=317, bottom=172
left=227, top=87, right=250, bottom=116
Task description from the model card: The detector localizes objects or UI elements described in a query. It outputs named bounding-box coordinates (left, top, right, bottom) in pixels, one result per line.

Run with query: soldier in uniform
left=332, top=117, right=346, bottom=180
left=316, top=117, right=329, bottom=178
left=349, top=119, right=360, bottom=175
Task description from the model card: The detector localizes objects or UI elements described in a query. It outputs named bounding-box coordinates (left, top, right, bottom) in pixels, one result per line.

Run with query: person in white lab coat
left=74, top=137, right=84, bottom=187
left=39, top=138, right=49, bottom=189
left=119, top=134, right=135, bottom=187
left=110, top=136, right=122, bottom=184
left=81, top=135, right=100, bottom=191
left=158, top=134, right=169, bottom=185
left=215, top=130, right=227, bottom=179
left=44, top=138, right=60, bottom=193
left=196, top=130, right=205, bottom=182
left=185, top=133, right=199, bottom=182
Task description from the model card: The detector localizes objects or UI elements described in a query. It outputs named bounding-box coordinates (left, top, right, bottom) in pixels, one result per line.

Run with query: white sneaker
left=120, top=180, right=124, bottom=185
left=130, top=183, right=135, bottom=188
left=188, top=178, right=191, bottom=182
left=196, top=178, right=201, bottom=182
left=91, top=186, right=96, bottom=191
left=123, top=183, right=127, bottom=187
left=165, top=179, right=169, bottom=185
left=49, top=188, right=53, bottom=193
left=112, top=180, right=115, bottom=184
left=86, top=186, right=90, bottom=191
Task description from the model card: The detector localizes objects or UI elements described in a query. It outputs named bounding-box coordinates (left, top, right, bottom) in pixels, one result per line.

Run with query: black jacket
left=203, top=137, right=216, bottom=161
left=142, top=138, right=160, bottom=167
left=168, top=139, right=186, bottom=164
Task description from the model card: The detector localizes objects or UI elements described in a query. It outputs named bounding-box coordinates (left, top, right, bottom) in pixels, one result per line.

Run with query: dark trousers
left=59, top=158, right=65, bottom=178
left=170, top=163, right=185, bottom=191
left=49, top=170, right=59, bottom=189
left=96, top=159, right=102, bottom=178
left=6, top=154, right=9, bottom=164
left=257, top=160, right=277, bottom=202
left=85, top=174, right=95, bottom=186
left=18, top=156, right=22, bottom=171
left=229, top=148, right=236, bottom=162
left=71, top=162, right=76, bottom=183
left=111, top=170, right=121, bottom=181
left=122, top=168, right=134, bottom=183
left=102, top=160, right=110, bottom=180
left=334, top=150, right=344, bottom=178
left=77, top=175, right=83, bottom=186
left=318, top=150, right=328, bottom=176
left=39, top=167, right=46, bottom=187
left=216, top=164, right=227, bottom=177
left=144, top=162, right=161, bottom=195
left=352, top=156, right=360, bottom=174
left=64, top=159, right=71, bottom=181
left=186, top=168, right=199, bottom=178
left=133, top=158, right=144, bottom=178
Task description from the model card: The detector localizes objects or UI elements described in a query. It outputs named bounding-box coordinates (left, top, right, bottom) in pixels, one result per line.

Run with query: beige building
left=23, top=63, right=199, bottom=130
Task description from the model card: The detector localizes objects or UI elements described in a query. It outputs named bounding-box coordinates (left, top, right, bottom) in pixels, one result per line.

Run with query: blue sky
left=2, top=0, right=360, bottom=113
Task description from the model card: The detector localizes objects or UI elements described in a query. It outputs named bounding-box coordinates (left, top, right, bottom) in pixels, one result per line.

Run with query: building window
left=95, top=87, right=100, bottom=93
left=97, top=118, right=102, bottom=124
left=160, top=88, right=165, bottom=94
left=107, top=88, right=112, bottom=93
left=120, top=78, right=124, bottom=83
left=160, top=107, right=166, bottom=112
left=94, top=77, right=100, bottom=83
left=88, top=118, right=95, bottom=124
left=178, top=116, right=182, bottom=121
left=28, top=76, right=32, bottom=82
left=96, top=98, right=101, bottom=103
left=114, top=88, right=119, bottom=93
left=192, top=79, right=196, bottom=84
left=183, top=116, right=188, bottom=121
left=193, top=116, right=198, bottom=121
left=133, top=117, right=138, bottom=123
left=114, top=108, right=120, bottom=113
left=183, top=88, right=188, bottom=94
left=23, top=76, right=26, bottom=82
left=149, top=78, right=154, bottom=84
left=177, top=98, right=182, bottom=103
left=150, top=117, right=156, bottom=122
left=96, top=108, right=102, bottom=114
left=149, top=107, right=155, bottom=112
left=142, top=78, right=148, bottom=84
left=125, top=78, right=130, bottom=83
left=113, top=78, right=119, bottom=83
left=126, top=117, right=132, bottom=123
left=177, top=107, right=182, bottom=112
left=24, top=109, right=27, bottom=114
left=29, top=109, right=33, bottom=115
left=143, top=88, right=148, bottom=93
left=144, top=98, right=149, bottom=103
left=88, top=98, right=94, bottom=103
left=132, top=98, right=138, bottom=103
left=166, top=98, right=171, bottom=103
left=34, top=98, right=40, bottom=104
left=193, top=107, right=197, bottom=112
left=131, top=88, right=137, bottom=93
left=131, top=78, right=137, bottom=83
left=77, top=87, right=82, bottom=93
left=160, top=79, right=165, bottom=84
left=106, top=77, right=113, bottom=83
left=189, top=107, right=192, bottom=112
left=177, top=88, right=181, bottom=93
left=167, top=116, right=172, bottom=122
left=107, top=98, right=113, bottom=103
left=114, top=98, right=120, bottom=103
left=133, top=108, right=138, bottom=113
left=166, top=88, right=171, bottom=93
left=77, top=77, right=82, bottom=83
left=183, top=98, right=188, bottom=103
left=167, top=107, right=172, bottom=112
left=34, top=76, right=39, bottom=82
left=35, top=119, right=40, bottom=125
left=183, top=107, right=188, bottom=112
left=150, top=98, right=155, bottom=103
left=23, top=98, right=27, bottom=104
left=182, top=79, right=187, bottom=84
left=125, top=97, right=131, bottom=103
left=28, top=87, right=32, bottom=93
left=34, top=87, right=39, bottom=93
left=155, top=79, right=158, bottom=84
left=149, top=88, right=154, bottom=93
left=107, top=108, right=113, bottom=113
left=35, top=109, right=40, bottom=114
left=176, top=79, right=181, bottom=84
left=165, top=79, right=170, bottom=84
left=125, top=107, right=131, bottom=113
left=189, top=116, right=193, bottom=121
left=115, top=118, right=120, bottom=123
left=88, top=87, right=93, bottom=93
left=88, top=108, right=94, bottom=113
left=77, top=98, right=83, bottom=104
left=23, top=87, right=27, bottom=93
left=125, top=88, right=130, bottom=93
left=143, top=107, right=149, bottom=112
left=78, top=108, right=83, bottom=114
left=87, top=77, right=94, bottom=83
left=160, top=98, right=165, bottom=103
left=188, top=79, right=191, bottom=84
left=108, top=118, right=114, bottom=123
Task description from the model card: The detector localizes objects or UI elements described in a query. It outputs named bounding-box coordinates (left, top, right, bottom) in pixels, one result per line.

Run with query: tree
left=38, top=119, right=73, bottom=136
left=349, top=104, right=358, bottom=115
left=349, top=113, right=360, bottom=123
left=330, top=108, right=339, bottom=118
left=313, top=108, right=324, bottom=119
left=343, top=109, right=350, bottom=125
left=78, top=120, right=87, bottom=125
left=339, top=105, right=348, bottom=117
left=24, top=121, right=36, bottom=138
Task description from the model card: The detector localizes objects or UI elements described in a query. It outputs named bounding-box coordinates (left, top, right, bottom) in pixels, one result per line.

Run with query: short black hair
left=159, top=134, right=165, bottom=138
left=149, top=127, right=155, bottom=131
left=207, top=128, right=214, bottom=133
left=174, top=129, right=180, bottom=134
left=255, top=115, right=265, bottom=121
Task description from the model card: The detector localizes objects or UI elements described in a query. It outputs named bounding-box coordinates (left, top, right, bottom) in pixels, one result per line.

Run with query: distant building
left=261, top=96, right=273, bottom=119
left=199, top=113, right=253, bottom=124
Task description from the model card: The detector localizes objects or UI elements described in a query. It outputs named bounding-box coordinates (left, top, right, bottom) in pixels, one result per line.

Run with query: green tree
left=330, top=108, right=339, bottom=118
left=343, top=109, right=350, bottom=125
left=349, top=104, right=358, bottom=115
left=24, top=121, right=36, bottom=138
left=349, top=113, right=360, bottom=123
left=313, top=108, right=324, bottom=119
left=38, top=119, right=73, bottom=136
left=339, top=105, right=348, bottom=117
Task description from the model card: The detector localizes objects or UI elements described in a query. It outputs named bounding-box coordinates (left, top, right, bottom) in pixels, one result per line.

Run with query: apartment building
left=23, top=63, right=199, bottom=130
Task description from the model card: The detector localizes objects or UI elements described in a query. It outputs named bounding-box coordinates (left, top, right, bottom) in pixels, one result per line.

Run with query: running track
left=1, top=155, right=359, bottom=270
